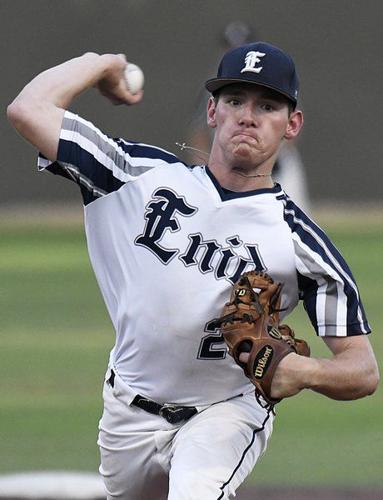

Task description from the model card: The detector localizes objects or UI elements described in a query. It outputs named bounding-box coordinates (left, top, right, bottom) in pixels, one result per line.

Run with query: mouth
left=232, top=132, right=258, bottom=142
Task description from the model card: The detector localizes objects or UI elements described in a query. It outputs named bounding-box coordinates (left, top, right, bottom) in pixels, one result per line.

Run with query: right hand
left=97, top=54, right=143, bottom=106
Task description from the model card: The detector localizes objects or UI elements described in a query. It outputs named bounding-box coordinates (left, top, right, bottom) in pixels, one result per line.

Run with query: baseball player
left=8, top=42, right=379, bottom=500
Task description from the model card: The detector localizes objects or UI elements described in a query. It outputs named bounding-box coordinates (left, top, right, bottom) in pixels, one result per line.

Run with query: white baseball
left=124, top=63, right=144, bottom=94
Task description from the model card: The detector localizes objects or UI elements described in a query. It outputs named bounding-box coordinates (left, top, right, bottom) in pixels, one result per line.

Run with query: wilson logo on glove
left=253, top=345, right=274, bottom=378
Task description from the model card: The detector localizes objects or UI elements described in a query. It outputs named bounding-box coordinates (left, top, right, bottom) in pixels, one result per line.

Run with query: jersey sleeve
left=282, top=198, right=371, bottom=337
left=37, top=110, right=184, bottom=205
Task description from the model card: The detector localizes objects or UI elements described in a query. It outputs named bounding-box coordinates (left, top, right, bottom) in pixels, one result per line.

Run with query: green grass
left=0, top=219, right=382, bottom=486
left=0, top=226, right=112, bottom=473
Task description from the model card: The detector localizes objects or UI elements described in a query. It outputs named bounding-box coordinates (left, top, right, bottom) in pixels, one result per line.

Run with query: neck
left=208, top=161, right=274, bottom=191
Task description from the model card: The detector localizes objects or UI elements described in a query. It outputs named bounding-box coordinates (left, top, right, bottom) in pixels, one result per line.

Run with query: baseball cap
left=205, top=41, right=299, bottom=108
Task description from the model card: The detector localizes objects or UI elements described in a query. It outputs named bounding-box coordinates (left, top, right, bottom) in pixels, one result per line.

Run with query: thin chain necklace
left=176, top=142, right=272, bottom=178
left=233, top=170, right=271, bottom=178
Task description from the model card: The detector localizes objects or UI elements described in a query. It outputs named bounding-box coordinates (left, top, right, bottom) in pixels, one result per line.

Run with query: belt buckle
left=159, top=404, right=185, bottom=424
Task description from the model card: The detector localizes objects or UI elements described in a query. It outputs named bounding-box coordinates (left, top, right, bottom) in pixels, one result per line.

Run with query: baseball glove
left=214, top=271, right=310, bottom=405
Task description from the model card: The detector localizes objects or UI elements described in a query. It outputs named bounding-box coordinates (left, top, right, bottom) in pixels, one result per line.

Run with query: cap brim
left=205, top=78, right=249, bottom=93
left=205, top=77, right=297, bottom=106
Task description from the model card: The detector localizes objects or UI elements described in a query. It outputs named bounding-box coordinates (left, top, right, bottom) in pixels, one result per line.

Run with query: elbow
left=354, top=362, right=380, bottom=399
left=335, top=361, right=380, bottom=401
left=7, top=96, right=44, bottom=140
left=7, top=98, right=31, bottom=132
left=7, top=99, right=21, bottom=127
left=364, top=364, right=380, bottom=396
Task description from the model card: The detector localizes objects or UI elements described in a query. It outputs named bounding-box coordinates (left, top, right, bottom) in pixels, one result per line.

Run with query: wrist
left=98, top=53, right=127, bottom=77
left=298, top=355, right=322, bottom=391
left=80, top=52, right=103, bottom=71
left=270, top=352, right=313, bottom=399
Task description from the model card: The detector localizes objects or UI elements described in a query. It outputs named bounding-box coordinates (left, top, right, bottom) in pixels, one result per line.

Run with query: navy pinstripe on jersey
left=38, top=111, right=187, bottom=205
left=280, top=196, right=370, bottom=336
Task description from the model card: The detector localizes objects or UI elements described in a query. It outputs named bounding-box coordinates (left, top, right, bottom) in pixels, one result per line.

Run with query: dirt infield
left=240, top=486, right=383, bottom=499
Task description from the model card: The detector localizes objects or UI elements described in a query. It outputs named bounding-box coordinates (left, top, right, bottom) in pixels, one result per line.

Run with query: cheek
left=216, top=110, right=236, bottom=134
left=213, top=115, right=227, bottom=138
left=268, top=118, right=289, bottom=141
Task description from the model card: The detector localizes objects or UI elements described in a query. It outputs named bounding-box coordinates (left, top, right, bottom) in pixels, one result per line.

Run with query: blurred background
left=1, top=0, right=383, bottom=206
left=1, top=0, right=382, bottom=498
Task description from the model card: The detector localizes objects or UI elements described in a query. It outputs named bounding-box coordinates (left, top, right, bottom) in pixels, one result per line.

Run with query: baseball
left=124, top=63, right=144, bottom=94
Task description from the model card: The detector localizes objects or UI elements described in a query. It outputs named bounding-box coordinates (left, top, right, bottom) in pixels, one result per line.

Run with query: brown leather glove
left=214, top=271, right=310, bottom=405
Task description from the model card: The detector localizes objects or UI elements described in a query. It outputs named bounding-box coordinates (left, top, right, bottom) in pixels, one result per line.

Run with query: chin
left=232, top=148, right=259, bottom=166
left=233, top=142, right=257, bottom=156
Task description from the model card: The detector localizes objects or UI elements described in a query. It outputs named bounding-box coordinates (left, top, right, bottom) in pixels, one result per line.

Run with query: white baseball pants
left=98, top=370, right=274, bottom=500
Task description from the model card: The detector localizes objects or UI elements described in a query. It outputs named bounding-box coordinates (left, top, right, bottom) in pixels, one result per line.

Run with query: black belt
left=108, top=370, right=197, bottom=424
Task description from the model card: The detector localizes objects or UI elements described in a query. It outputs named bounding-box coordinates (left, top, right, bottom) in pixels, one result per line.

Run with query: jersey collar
left=205, top=166, right=282, bottom=201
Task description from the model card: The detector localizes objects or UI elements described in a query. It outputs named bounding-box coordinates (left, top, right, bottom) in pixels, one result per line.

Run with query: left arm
left=270, top=203, right=380, bottom=400
left=270, top=334, right=379, bottom=400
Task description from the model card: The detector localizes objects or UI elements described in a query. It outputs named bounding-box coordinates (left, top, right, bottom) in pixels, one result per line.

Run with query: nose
left=238, top=103, right=257, bottom=127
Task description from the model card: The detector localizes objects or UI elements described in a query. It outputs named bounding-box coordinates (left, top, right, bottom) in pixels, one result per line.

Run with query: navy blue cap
left=205, top=41, right=299, bottom=107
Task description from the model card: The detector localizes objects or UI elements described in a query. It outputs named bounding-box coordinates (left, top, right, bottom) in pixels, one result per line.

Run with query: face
left=207, top=84, right=303, bottom=171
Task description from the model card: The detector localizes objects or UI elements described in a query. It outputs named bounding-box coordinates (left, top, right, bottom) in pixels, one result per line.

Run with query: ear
left=207, top=96, right=217, bottom=128
left=284, top=110, right=304, bottom=140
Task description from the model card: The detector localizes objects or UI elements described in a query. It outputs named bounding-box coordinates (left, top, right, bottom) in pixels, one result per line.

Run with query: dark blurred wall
left=1, top=0, right=382, bottom=205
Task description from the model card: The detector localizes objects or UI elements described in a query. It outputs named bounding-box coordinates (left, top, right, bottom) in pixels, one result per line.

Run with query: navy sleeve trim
left=38, top=111, right=187, bottom=205
left=282, top=196, right=371, bottom=336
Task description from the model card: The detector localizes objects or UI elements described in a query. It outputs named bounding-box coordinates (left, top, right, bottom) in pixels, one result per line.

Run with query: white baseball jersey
left=38, top=111, right=371, bottom=407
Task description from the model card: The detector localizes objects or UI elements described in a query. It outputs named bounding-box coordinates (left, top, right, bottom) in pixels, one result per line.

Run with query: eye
left=261, top=102, right=275, bottom=112
left=227, top=97, right=242, bottom=106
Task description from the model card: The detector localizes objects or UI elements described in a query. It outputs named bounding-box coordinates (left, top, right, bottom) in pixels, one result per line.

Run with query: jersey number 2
left=198, top=319, right=227, bottom=360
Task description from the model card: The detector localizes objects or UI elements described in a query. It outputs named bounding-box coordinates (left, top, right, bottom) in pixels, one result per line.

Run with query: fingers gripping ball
left=124, top=63, right=144, bottom=94
left=214, top=271, right=310, bottom=405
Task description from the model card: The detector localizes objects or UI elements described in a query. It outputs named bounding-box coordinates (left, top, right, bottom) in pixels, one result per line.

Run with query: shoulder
left=114, top=137, right=191, bottom=168
left=62, top=111, right=189, bottom=167
left=276, top=188, right=324, bottom=238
